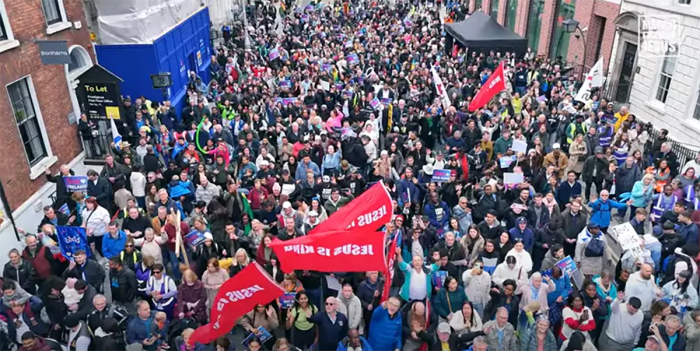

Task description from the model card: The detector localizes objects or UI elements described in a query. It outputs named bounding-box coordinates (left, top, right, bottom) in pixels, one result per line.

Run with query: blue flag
left=56, top=226, right=91, bottom=259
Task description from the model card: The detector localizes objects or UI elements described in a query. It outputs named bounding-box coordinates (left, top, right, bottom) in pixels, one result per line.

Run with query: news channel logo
left=637, top=15, right=682, bottom=58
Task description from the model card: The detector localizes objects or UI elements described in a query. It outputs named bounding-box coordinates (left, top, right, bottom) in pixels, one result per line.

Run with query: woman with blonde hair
left=175, top=269, right=207, bottom=324
left=272, top=337, right=301, bottom=351
left=229, top=248, right=251, bottom=277
left=202, top=258, right=229, bottom=313
left=175, top=328, right=205, bottom=351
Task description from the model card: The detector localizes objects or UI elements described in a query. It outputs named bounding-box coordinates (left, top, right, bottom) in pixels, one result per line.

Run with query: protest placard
left=183, top=230, right=208, bottom=250
left=63, top=176, right=88, bottom=192
left=431, top=169, right=451, bottom=182
left=511, top=139, right=527, bottom=153
left=503, top=172, right=524, bottom=185
left=56, top=226, right=91, bottom=258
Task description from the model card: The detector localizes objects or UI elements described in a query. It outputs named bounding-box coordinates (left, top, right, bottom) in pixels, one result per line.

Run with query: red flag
left=189, top=263, right=284, bottom=346
left=468, top=62, right=506, bottom=112
left=270, top=228, right=387, bottom=273
left=381, top=232, right=400, bottom=302
left=309, top=181, right=392, bottom=235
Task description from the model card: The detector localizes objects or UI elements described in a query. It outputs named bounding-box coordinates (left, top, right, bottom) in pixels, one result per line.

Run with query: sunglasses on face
left=153, top=271, right=162, bottom=274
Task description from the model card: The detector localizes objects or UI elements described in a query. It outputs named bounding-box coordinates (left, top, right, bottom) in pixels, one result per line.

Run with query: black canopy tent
left=444, top=11, right=528, bottom=56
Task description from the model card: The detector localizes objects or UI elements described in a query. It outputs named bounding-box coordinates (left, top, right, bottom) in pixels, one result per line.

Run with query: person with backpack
left=575, top=222, right=612, bottom=280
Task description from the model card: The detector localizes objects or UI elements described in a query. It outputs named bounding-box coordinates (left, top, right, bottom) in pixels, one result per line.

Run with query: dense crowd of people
left=2, top=0, right=700, bottom=351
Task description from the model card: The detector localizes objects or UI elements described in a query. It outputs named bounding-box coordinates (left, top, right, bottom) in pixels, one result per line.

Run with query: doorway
left=615, top=42, right=637, bottom=103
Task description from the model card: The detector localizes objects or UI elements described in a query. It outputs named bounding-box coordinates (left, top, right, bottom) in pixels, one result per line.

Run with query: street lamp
left=562, top=18, right=587, bottom=79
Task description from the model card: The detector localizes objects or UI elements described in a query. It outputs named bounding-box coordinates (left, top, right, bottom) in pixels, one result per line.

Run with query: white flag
left=431, top=66, right=451, bottom=108
left=110, top=117, right=122, bottom=151
left=574, top=57, right=604, bottom=103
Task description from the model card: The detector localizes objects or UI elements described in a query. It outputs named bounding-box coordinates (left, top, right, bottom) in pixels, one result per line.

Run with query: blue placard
left=346, top=54, right=359, bottom=66
left=369, top=98, right=381, bottom=110
left=242, top=326, right=272, bottom=347
left=542, top=256, right=577, bottom=277
left=56, top=226, right=91, bottom=259
left=183, top=230, right=208, bottom=249
left=433, top=270, right=448, bottom=289
left=322, top=63, right=332, bottom=72
left=431, top=169, right=451, bottom=182
left=278, top=80, right=292, bottom=88
left=344, top=90, right=354, bottom=98
left=279, top=292, right=296, bottom=308
left=499, top=155, right=517, bottom=168
left=268, top=48, right=280, bottom=61
left=381, top=97, right=392, bottom=105
left=282, top=98, right=297, bottom=106
left=63, top=176, right=88, bottom=192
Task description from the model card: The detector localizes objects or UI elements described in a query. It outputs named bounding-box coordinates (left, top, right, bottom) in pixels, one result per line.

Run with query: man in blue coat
left=337, top=329, right=373, bottom=351
left=102, top=222, right=127, bottom=261
left=368, top=297, right=402, bottom=351
left=509, top=217, right=535, bottom=252
left=127, top=301, right=158, bottom=351
left=556, top=171, right=582, bottom=207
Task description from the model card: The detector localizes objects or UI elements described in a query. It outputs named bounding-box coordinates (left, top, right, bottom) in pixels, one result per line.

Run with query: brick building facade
left=466, top=0, right=620, bottom=74
left=0, top=0, right=95, bottom=262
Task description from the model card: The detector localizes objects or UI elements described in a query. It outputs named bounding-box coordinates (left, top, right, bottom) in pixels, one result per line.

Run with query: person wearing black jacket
left=108, top=256, right=138, bottom=309
left=36, top=205, right=75, bottom=234
left=87, top=170, right=113, bottom=211
left=62, top=250, right=105, bottom=293
left=88, top=295, right=130, bottom=333
left=296, top=270, right=324, bottom=308
left=476, top=210, right=504, bottom=241
left=64, top=279, right=97, bottom=326
left=533, top=221, right=564, bottom=272
left=3, top=249, right=37, bottom=294
left=45, top=165, right=75, bottom=212
left=100, top=154, right=128, bottom=186
left=40, top=277, right=68, bottom=338
left=122, top=208, right=153, bottom=240
left=483, top=279, right=520, bottom=329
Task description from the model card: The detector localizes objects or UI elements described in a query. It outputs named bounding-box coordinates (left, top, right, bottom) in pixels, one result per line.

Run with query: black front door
left=615, top=42, right=637, bottom=103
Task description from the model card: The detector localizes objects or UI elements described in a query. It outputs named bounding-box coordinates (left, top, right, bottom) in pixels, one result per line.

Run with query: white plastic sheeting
left=94, top=0, right=203, bottom=44
left=204, top=0, right=236, bottom=27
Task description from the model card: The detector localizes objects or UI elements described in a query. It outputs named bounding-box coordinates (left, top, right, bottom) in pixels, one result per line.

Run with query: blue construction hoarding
left=95, top=7, right=212, bottom=112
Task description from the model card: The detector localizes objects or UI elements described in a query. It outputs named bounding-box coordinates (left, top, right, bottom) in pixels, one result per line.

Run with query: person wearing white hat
left=302, top=210, right=320, bottom=234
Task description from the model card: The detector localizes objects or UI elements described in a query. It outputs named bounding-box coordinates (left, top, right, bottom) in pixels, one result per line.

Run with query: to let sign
left=79, top=82, right=121, bottom=120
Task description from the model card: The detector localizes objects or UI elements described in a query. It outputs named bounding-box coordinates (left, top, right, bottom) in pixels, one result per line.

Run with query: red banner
left=189, top=263, right=284, bottom=346
left=381, top=233, right=399, bottom=302
left=309, top=181, right=392, bottom=235
left=468, top=62, right=506, bottom=112
left=271, top=228, right=387, bottom=273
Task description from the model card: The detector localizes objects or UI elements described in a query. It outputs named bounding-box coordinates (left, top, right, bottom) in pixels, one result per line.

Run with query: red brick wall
left=566, top=0, right=619, bottom=74
left=515, top=0, right=532, bottom=37
left=537, top=0, right=559, bottom=58
left=0, top=0, right=92, bottom=210
left=498, top=0, right=507, bottom=25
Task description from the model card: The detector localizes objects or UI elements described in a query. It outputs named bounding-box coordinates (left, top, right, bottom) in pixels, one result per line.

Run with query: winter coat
left=337, top=292, right=363, bottom=330
left=102, top=230, right=128, bottom=261
left=616, top=163, right=643, bottom=195
left=519, top=312, right=558, bottom=351
left=582, top=155, right=610, bottom=183
left=483, top=320, right=518, bottom=351
left=337, top=336, right=374, bottom=351
left=453, top=204, right=473, bottom=233
left=683, top=312, right=700, bottom=351
left=508, top=226, right=535, bottom=252
left=3, top=259, right=36, bottom=293
left=433, top=287, right=468, bottom=318
left=175, top=281, right=208, bottom=323
left=575, top=229, right=612, bottom=276
left=588, top=199, right=628, bottom=228
left=543, top=152, right=569, bottom=179
left=462, top=269, right=492, bottom=305
left=461, top=235, right=485, bottom=267
left=517, top=280, right=555, bottom=314
left=110, top=266, right=138, bottom=304
left=368, top=304, right=403, bottom=351
left=567, top=140, right=587, bottom=174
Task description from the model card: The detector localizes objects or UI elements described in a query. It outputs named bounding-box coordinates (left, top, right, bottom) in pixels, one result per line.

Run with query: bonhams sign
left=37, top=40, right=71, bottom=65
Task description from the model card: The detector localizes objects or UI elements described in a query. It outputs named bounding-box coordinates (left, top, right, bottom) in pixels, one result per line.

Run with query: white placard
left=320, top=80, right=330, bottom=91
left=511, top=139, right=528, bottom=153
left=282, top=184, right=296, bottom=196
left=610, top=222, right=641, bottom=251
left=504, top=172, right=524, bottom=185
left=325, top=275, right=341, bottom=291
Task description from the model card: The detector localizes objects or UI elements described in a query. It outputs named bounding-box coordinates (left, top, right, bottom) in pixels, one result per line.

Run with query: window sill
left=29, top=155, right=58, bottom=180
left=0, top=39, right=20, bottom=54
left=46, top=22, right=71, bottom=35
left=682, top=118, right=700, bottom=136
left=645, top=100, right=666, bottom=115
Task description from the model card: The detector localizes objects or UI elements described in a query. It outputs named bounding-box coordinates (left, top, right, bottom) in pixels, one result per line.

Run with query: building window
left=0, top=0, right=12, bottom=42
left=42, top=0, right=64, bottom=25
left=505, top=0, right=518, bottom=32
left=550, top=0, right=577, bottom=60
left=679, top=0, right=691, bottom=4
left=7, top=78, right=48, bottom=166
left=476, top=0, right=483, bottom=11
left=526, top=0, right=545, bottom=53
left=491, top=0, right=500, bottom=21
left=693, top=88, right=700, bottom=120
left=655, top=49, right=677, bottom=103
